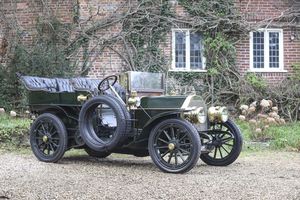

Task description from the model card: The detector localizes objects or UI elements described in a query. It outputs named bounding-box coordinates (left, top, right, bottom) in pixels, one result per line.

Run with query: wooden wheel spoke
left=38, top=142, right=44, bottom=148
left=174, top=152, right=178, bottom=165
left=52, top=143, right=59, bottom=148
left=163, top=130, right=172, bottom=141
left=178, top=151, right=185, bottom=162
left=167, top=152, right=173, bottom=164
left=50, top=130, right=58, bottom=136
left=223, top=142, right=233, bottom=147
left=179, top=133, right=187, bottom=142
left=170, top=127, right=175, bottom=139
left=213, top=147, right=217, bottom=159
left=178, top=147, right=190, bottom=155
left=161, top=150, right=170, bottom=158
left=158, top=138, right=169, bottom=144
left=156, top=146, right=168, bottom=149
left=37, top=130, right=44, bottom=137
left=42, top=145, right=47, bottom=153
left=218, top=147, right=223, bottom=158
left=222, top=137, right=233, bottom=142
left=41, top=123, right=47, bottom=133
left=47, top=145, right=51, bottom=155
left=221, top=145, right=230, bottom=155
left=49, top=143, right=55, bottom=152
left=179, top=143, right=191, bottom=147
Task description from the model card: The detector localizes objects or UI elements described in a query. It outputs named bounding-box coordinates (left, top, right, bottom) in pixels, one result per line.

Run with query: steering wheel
left=98, top=75, right=118, bottom=92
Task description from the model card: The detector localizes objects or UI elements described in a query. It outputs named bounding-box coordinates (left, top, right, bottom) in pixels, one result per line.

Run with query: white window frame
left=249, top=28, right=285, bottom=72
left=171, top=29, right=206, bottom=72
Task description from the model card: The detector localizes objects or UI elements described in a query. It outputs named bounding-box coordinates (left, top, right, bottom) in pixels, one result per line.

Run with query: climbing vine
left=0, top=0, right=299, bottom=120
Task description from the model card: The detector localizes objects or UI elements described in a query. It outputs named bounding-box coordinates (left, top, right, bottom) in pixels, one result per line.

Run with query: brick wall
left=1, top=0, right=299, bottom=83
left=236, top=0, right=300, bottom=83
left=76, top=0, right=128, bottom=78
left=0, top=0, right=74, bottom=44
left=0, top=0, right=74, bottom=65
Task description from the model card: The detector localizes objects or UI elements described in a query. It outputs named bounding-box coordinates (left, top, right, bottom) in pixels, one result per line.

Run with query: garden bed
left=0, top=114, right=31, bottom=147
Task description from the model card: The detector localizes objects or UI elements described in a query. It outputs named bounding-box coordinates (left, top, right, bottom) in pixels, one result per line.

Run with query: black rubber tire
left=200, top=119, right=243, bottom=166
left=84, top=147, right=111, bottom=158
left=79, top=96, right=128, bottom=152
left=106, top=94, right=132, bottom=135
left=30, top=113, right=68, bottom=163
left=148, top=118, right=201, bottom=173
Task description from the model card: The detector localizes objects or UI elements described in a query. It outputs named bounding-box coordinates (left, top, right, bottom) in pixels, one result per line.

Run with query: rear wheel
left=84, top=147, right=111, bottom=158
left=148, top=118, right=201, bottom=173
left=200, top=119, right=243, bottom=166
left=30, top=113, right=67, bottom=163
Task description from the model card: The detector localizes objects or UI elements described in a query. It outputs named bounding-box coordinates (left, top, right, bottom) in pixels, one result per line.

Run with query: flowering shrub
left=238, top=99, right=286, bottom=141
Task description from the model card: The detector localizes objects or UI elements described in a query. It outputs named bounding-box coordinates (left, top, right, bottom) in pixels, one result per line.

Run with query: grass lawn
left=237, top=120, right=300, bottom=151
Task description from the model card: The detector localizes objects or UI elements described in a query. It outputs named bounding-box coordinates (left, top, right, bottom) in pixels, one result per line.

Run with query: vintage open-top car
left=18, top=71, right=243, bottom=173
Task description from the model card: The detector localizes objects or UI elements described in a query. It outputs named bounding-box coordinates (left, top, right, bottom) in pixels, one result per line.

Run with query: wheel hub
left=212, top=136, right=223, bottom=147
left=168, top=143, right=176, bottom=151
left=42, top=135, right=48, bottom=143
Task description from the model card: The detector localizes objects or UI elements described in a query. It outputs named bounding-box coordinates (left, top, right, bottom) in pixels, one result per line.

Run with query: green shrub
left=0, top=115, right=31, bottom=147
left=245, top=72, right=267, bottom=90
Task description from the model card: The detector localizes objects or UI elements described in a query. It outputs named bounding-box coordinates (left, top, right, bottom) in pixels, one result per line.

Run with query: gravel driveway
left=0, top=150, right=299, bottom=200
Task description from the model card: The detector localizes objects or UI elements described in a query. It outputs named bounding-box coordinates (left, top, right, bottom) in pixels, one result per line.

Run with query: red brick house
left=0, top=0, right=299, bottom=83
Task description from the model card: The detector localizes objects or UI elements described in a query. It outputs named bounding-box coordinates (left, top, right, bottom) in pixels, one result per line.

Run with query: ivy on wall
left=1, top=0, right=299, bottom=120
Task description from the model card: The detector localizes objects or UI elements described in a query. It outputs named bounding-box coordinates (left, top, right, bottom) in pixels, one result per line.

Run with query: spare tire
left=106, top=94, right=132, bottom=136
left=79, top=95, right=129, bottom=152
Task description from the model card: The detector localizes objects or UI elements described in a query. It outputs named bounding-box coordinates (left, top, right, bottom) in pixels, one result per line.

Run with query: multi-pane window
left=269, top=32, right=280, bottom=68
left=253, top=32, right=264, bottom=68
left=250, top=29, right=283, bottom=71
left=175, top=32, right=186, bottom=68
left=172, top=29, right=205, bottom=71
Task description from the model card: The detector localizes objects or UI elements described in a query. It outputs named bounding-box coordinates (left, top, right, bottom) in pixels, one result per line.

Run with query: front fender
left=142, top=110, right=182, bottom=130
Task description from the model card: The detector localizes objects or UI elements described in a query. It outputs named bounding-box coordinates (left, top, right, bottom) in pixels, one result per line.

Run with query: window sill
left=169, top=69, right=207, bottom=72
left=247, top=69, right=288, bottom=73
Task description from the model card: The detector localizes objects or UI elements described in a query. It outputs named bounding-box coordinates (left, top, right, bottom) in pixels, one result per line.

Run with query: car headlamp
left=208, top=106, right=229, bottom=123
left=183, top=107, right=206, bottom=124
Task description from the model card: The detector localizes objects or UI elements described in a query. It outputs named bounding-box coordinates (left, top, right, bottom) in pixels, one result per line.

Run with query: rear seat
left=56, top=78, right=74, bottom=92
left=70, top=78, right=100, bottom=92
left=20, top=76, right=57, bottom=92
left=20, top=76, right=126, bottom=100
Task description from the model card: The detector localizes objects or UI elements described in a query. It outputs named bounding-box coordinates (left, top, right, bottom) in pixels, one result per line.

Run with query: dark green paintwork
left=133, top=95, right=189, bottom=129
left=28, top=91, right=90, bottom=106
left=140, top=96, right=186, bottom=108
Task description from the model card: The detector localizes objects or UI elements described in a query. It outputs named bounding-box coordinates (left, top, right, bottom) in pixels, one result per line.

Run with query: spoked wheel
left=30, top=113, right=67, bottom=163
left=200, top=119, right=243, bottom=166
left=84, top=147, right=111, bottom=158
left=148, top=118, right=201, bottom=173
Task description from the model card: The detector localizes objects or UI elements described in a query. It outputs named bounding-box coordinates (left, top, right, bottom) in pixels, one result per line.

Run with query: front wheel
left=200, top=119, right=243, bottom=166
left=148, top=118, right=201, bottom=173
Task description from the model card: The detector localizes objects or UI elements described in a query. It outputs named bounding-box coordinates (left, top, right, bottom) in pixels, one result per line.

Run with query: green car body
left=19, top=71, right=243, bottom=173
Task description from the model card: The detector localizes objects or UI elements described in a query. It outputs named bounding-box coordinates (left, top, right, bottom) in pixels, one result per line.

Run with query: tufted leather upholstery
left=43, top=78, right=58, bottom=92
left=20, top=76, right=57, bottom=92
left=56, top=78, right=74, bottom=92
left=70, top=78, right=100, bottom=92
left=20, top=76, right=126, bottom=100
